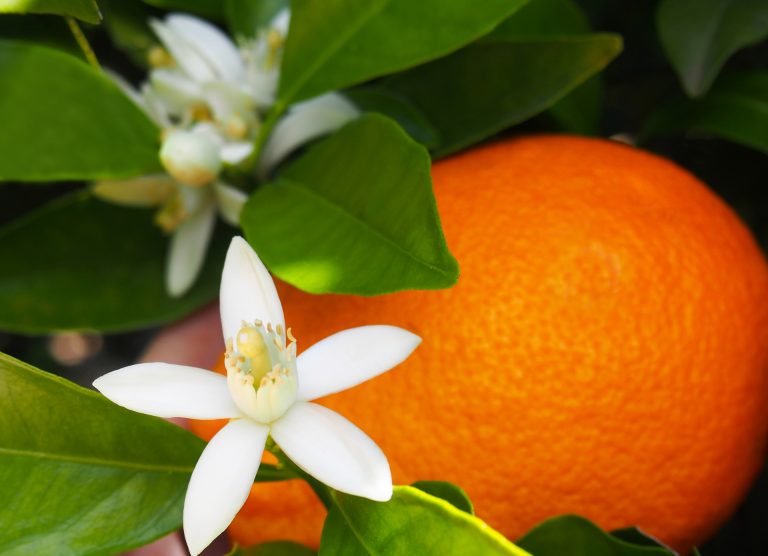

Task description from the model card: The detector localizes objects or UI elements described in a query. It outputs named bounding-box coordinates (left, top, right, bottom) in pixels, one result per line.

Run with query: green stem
left=66, top=17, right=101, bottom=70
left=241, top=101, right=287, bottom=175
left=269, top=443, right=334, bottom=510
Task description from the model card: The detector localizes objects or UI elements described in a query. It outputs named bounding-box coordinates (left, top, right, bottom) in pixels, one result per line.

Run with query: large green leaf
left=0, top=192, right=227, bottom=333
left=319, top=487, right=531, bottom=556
left=277, top=0, right=528, bottom=104
left=489, top=0, right=603, bottom=135
left=242, top=114, right=458, bottom=295
left=0, top=0, right=101, bottom=23
left=0, top=351, right=202, bottom=555
left=411, top=480, right=474, bottom=515
left=644, top=71, right=768, bottom=154
left=381, top=33, right=621, bottom=157
left=0, top=40, right=160, bottom=181
left=656, top=0, right=768, bottom=97
left=516, top=515, right=674, bottom=555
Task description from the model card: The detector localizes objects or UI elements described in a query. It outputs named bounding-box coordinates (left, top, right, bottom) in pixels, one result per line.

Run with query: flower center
left=224, top=321, right=298, bottom=424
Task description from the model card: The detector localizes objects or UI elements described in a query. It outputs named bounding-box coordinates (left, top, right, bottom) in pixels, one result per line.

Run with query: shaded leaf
left=101, top=0, right=160, bottom=68
left=0, top=14, right=82, bottom=58
left=644, top=71, right=768, bottom=154
left=345, top=87, right=440, bottom=148
left=225, top=0, right=288, bottom=39
left=516, top=515, right=674, bottom=555
left=278, top=0, right=527, bottom=104
left=612, top=527, right=678, bottom=553
left=319, top=487, right=531, bottom=556
left=242, top=114, right=458, bottom=295
left=656, top=0, right=768, bottom=97
left=0, top=192, right=228, bottom=334
left=0, top=352, right=202, bottom=554
left=0, top=0, right=101, bottom=23
left=381, top=33, right=622, bottom=157
left=0, top=40, right=161, bottom=181
left=142, top=0, right=224, bottom=20
left=411, top=480, right=474, bottom=515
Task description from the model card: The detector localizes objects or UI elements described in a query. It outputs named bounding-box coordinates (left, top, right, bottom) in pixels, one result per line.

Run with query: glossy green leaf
left=644, top=71, right=768, bottom=154
left=0, top=0, right=101, bottom=23
left=225, top=0, right=288, bottom=39
left=516, top=515, right=674, bottom=555
left=381, top=33, right=622, bottom=157
left=277, top=0, right=528, bottom=104
left=0, top=351, right=202, bottom=554
left=489, top=0, right=603, bottom=135
left=319, top=487, right=531, bottom=556
left=242, top=114, right=458, bottom=295
left=345, top=87, right=440, bottom=148
left=656, top=0, right=768, bottom=97
left=0, top=192, right=228, bottom=333
left=233, top=541, right=316, bottom=556
left=0, top=41, right=161, bottom=181
left=411, top=481, right=474, bottom=515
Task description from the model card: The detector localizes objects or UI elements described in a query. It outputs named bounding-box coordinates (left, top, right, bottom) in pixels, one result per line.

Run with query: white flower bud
left=160, top=130, right=222, bottom=187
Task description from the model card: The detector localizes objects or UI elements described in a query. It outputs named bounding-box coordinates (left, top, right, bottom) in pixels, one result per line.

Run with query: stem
left=66, top=17, right=101, bottom=70
left=241, top=101, right=287, bottom=175
left=269, top=444, right=334, bottom=510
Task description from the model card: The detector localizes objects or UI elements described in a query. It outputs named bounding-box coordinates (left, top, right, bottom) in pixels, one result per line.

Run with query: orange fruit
left=193, top=135, right=768, bottom=553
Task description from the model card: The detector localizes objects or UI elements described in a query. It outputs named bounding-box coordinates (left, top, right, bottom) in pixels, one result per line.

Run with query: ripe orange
left=193, top=135, right=768, bottom=552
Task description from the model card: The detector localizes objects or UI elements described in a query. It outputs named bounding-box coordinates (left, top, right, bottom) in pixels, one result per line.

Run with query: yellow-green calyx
left=224, top=322, right=298, bottom=424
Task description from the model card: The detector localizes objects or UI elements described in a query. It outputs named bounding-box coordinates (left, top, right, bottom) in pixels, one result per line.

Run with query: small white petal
left=166, top=14, right=245, bottom=83
left=92, top=175, right=176, bottom=208
left=93, top=363, right=240, bottom=419
left=183, top=419, right=268, bottom=555
left=167, top=200, right=217, bottom=297
left=297, top=325, right=421, bottom=401
left=271, top=402, right=392, bottom=501
left=220, top=141, right=254, bottom=164
left=150, top=18, right=216, bottom=83
left=220, top=236, right=284, bottom=342
left=140, top=83, right=172, bottom=127
left=203, top=81, right=257, bottom=132
left=150, top=69, right=203, bottom=114
left=270, top=8, right=291, bottom=35
left=258, top=92, right=359, bottom=177
left=213, top=181, right=246, bottom=227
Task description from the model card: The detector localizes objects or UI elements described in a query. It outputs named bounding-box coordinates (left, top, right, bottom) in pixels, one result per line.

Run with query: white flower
left=93, top=237, right=421, bottom=556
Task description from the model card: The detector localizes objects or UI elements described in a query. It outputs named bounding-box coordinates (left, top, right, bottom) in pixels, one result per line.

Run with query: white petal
left=150, top=68, right=203, bottom=114
left=269, top=8, right=291, bottom=35
left=203, top=81, right=256, bottom=129
left=104, top=69, right=144, bottom=110
left=220, top=141, right=254, bottom=164
left=213, top=181, right=246, bottom=227
left=220, top=236, right=284, bottom=343
left=167, top=201, right=217, bottom=297
left=271, top=402, right=392, bottom=501
left=297, top=325, right=421, bottom=401
left=166, top=14, right=245, bottom=83
left=150, top=18, right=216, bottom=83
left=93, top=363, right=240, bottom=419
left=258, top=92, right=359, bottom=177
left=92, top=175, right=176, bottom=208
left=183, top=419, right=268, bottom=556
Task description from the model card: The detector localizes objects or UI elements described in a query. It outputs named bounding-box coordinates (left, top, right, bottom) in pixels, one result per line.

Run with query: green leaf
left=142, top=0, right=224, bottom=19
left=488, top=0, right=604, bottom=135
left=0, top=40, right=161, bottom=181
left=319, top=487, right=531, bottom=556
left=277, top=0, right=528, bottom=104
left=0, top=191, right=227, bottom=333
left=232, top=541, right=317, bottom=556
left=644, top=71, right=768, bottom=154
left=381, top=33, right=622, bottom=157
left=516, top=515, right=674, bottom=555
left=225, top=0, right=288, bottom=39
left=0, top=351, right=202, bottom=555
left=656, top=0, right=768, bottom=97
left=242, top=114, right=458, bottom=295
left=611, top=528, right=676, bottom=551
left=101, top=0, right=160, bottom=68
left=411, top=481, right=474, bottom=515
left=0, top=0, right=101, bottom=23
left=345, top=87, right=441, bottom=149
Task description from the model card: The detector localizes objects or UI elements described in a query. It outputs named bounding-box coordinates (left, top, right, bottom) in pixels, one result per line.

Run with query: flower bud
left=160, top=130, right=221, bottom=187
